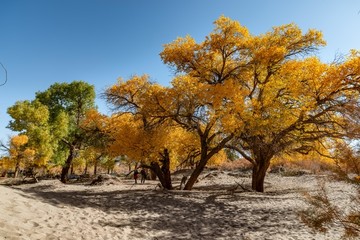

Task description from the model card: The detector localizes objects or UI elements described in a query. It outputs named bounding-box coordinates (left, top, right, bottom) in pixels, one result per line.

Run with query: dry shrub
left=218, top=159, right=253, bottom=171
left=300, top=182, right=360, bottom=239
left=45, top=165, right=62, bottom=177
left=271, top=154, right=334, bottom=174
left=299, top=143, right=360, bottom=238
left=333, top=142, right=360, bottom=177
left=300, top=184, right=337, bottom=233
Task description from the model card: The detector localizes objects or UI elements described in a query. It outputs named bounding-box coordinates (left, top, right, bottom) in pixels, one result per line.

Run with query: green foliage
left=224, top=149, right=238, bottom=161
left=7, top=100, right=49, bottom=132
left=35, top=81, right=95, bottom=146
left=35, top=81, right=95, bottom=128
left=35, top=81, right=96, bottom=182
left=7, top=100, right=53, bottom=166
left=6, top=81, right=96, bottom=172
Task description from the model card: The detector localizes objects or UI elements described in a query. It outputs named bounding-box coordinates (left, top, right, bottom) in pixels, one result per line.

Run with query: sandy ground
left=0, top=170, right=358, bottom=240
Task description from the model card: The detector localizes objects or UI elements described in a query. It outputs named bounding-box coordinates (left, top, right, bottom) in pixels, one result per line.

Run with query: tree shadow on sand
left=9, top=181, right=313, bottom=239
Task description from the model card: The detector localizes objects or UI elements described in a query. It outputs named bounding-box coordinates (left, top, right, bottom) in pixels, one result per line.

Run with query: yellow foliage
left=105, top=111, right=200, bottom=171
left=11, top=135, right=28, bottom=147
left=0, top=156, right=13, bottom=171
left=2, top=134, right=39, bottom=170
left=353, top=175, right=360, bottom=183
left=105, top=16, right=360, bottom=190
left=208, top=150, right=227, bottom=167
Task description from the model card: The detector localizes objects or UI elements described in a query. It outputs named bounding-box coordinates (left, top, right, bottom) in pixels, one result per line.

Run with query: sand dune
left=0, top=171, right=357, bottom=239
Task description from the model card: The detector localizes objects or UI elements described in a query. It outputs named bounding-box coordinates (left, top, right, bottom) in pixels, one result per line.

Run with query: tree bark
left=94, top=159, right=98, bottom=175
left=84, top=161, right=88, bottom=174
left=148, top=149, right=173, bottom=190
left=60, top=145, right=75, bottom=183
left=14, top=160, right=20, bottom=178
left=150, top=161, right=172, bottom=190
left=183, top=160, right=207, bottom=190
left=251, top=159, right=271, bottom=192
left=184, top=143, right=209, bottom=190
left=184, top=133, right=233, bottom=190
left=149, top=169, right=157, bottom=180
left=161, top=149, right=172, bottom=189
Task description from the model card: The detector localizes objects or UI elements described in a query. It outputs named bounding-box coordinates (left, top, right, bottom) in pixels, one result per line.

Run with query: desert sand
left=0, top=170, right=357, bottom=240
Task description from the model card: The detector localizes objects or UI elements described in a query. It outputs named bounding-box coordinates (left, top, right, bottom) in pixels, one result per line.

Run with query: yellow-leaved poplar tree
left=1, top=135, right=35, bottom=177
left=160, top=16, right=360, bottom=192
left=106, top=16, right=360, bottom=192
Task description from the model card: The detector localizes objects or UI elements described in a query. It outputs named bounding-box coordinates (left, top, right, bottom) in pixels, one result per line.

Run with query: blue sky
left=0, top=0, right=359, bottom=143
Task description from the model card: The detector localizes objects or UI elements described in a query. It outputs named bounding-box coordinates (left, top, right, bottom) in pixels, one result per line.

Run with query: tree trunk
left=161, top=149, right=172, bottom=189
left=183, top=133, right=233, bottom=190
left=251, top=160, right=271, bottom=192
left=149, top=169, right=157, bottom=180
left=14, top=160, right=20, bottom=178
left=84, top=161, right=88, bottom=174
left=94, top=159, right=98, bottom=175
left=149, top=149, right=173, bottom=190
left=60, top=145, right=75, bottom=183
left=184, top=133, right=213, bottom=190
left=150, top=162, right=172, bottom=189
left=183, top=157, right=207, bottom=190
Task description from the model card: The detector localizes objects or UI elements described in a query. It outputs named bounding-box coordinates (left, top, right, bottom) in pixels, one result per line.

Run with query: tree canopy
left=106, top=16, right=360, bottom=191
left=5, top=81, right=97, bottom=182
left=7, top=100, right=54, bottom=167
left=159, top=16, right=360, bottom=191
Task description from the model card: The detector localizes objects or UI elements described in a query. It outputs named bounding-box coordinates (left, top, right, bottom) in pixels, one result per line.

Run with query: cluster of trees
left=1, top=16, right=360, bottom=192
left=1, top=81, right=96, bottom=181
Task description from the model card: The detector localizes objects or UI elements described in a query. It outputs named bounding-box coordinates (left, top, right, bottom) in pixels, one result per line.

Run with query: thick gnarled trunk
left=60, top=145, right=75, bottom=183
left=251, top=157, right=271, bottom=192
left=149, top=149, right=173, bottom=190
left=252, top=164, right=266, bottom=192
left=161, top=149, right=172, bottom=188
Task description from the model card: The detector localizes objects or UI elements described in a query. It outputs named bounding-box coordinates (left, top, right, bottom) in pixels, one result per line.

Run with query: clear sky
left=0, top=0, right=359, bottom=143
